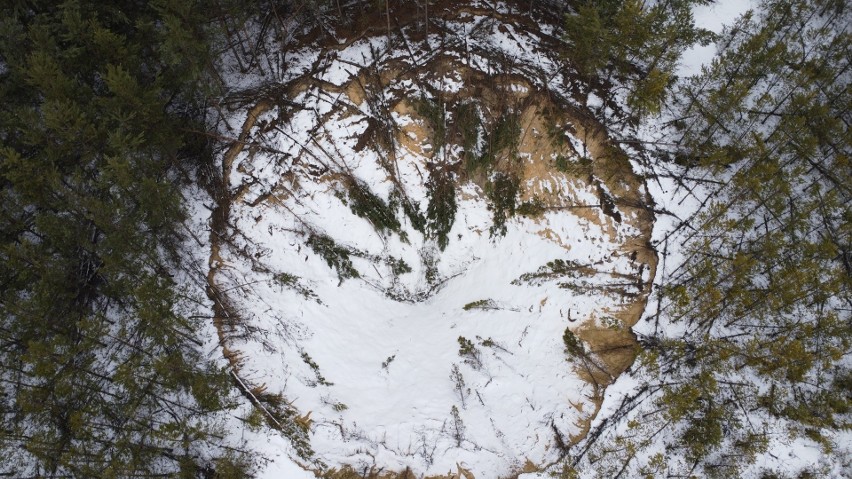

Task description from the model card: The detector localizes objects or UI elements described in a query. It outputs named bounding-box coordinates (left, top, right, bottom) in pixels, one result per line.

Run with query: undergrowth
left=414, top=96, right=447, bottom=153
left=463, top=299, right=498, bottom=310
left=469, top=112, right=520, bottom=173
left=512, top=259, right=588, bottom=285
left=390, top=189, right=426, bottom=234
left=555, top=154, right=593, bottom=177
left=273, top=272, right=319, bottom=301
left=455, top=102, right=482, bottom=165
left=301, top=351, right=333, bottom=386
left=517, top=196, right=546, bottom=218
left=306, top=233, right=360, bottom=280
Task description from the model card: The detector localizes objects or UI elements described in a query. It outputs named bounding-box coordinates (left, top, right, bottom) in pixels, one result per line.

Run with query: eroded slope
left=209, top=7, right=656, bottom=477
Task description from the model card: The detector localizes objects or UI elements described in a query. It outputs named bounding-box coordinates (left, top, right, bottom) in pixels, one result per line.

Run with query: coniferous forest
left=0, top=0, right=848, bottom=477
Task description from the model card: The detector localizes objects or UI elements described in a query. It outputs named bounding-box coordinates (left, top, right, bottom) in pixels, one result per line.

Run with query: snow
left=208, top=5, right=656, bottom=477
left=677, top=0, right=755, bottom=77
left=203, top=0, right=850, bottom=476
left=224, top=145, right=636, bottom=475
left=561, top=2, right=852, bottom=478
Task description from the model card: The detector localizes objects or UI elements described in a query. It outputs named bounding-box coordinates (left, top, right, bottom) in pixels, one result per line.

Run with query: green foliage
left=469, top=112, right=521, bottom=172
left=563, top=1, right=616, bottom=78
left=594, top=180, right=622, bottom=223
left=449, top=405, right=466, bottom=446
left=462, top=299, right=497, bottom=311
left=486, top=173, right=520, bottom=236
left=513, top=259, right=589, bottom=285
left=581, top=1, right=851, bottom=476
left=425, top=168, right=458, bottom=250
left=301, top=351, right=333, bottom=386
left=454, top=102, right=482, bottom=164
left=423, top=252, right=440, bottom=285
left=562, top=328, right=584, bottom=357
left=243, top=407, right=267, bottom=431
left=457, top=336, right=483, bottom=369
left=343, top=179, right=401, bottom=234
left=249, top=390, right=313, bottom=460
left=414, top=96, right=447, bottom=153
left=458, top=336, right=477, bottom=356
left=517, top=196, right=546, bottom=218
left=628, top=67, right=671, bottom=116
left=563, top=0, right=714, bottom=117
left=306, top=233, right=360, bottom=280
left=555, top=154, right=593, bottom=177
left=0, top=0, right=253, bottom=475
left=392, top=190, right=427, bottom=233
left=449, top=363, right=469, bottom=408
left=274, top=272, right=300, bottom=286
left=274, top=272, right=318, bottom=300
left=387, top=256, right=412, bottom=276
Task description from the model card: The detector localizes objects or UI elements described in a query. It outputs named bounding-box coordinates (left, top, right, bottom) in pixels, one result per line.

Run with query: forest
left=0, top=0, right=848, bottom=477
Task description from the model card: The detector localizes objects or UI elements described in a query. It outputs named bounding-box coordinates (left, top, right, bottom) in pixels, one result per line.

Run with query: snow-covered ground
left=208, top=7, right=655, bottom=476
left=221, top=2, right=852, bottom=477
left=217, top=101, right=645, bottom=476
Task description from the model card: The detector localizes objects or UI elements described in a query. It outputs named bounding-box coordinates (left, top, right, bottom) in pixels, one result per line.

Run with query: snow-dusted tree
left=0, top=0, right=258, bottom=476
left=563, top=0, right=715, bottom=118
left=449, top=405, right=466, bottom=447
left=572, top=0, right=851, bottom=476
left=450, top=363, right=470, bottom=409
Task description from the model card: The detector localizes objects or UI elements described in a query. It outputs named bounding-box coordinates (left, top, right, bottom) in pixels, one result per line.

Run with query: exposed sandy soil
left=206, top=3, right=657, bottom=477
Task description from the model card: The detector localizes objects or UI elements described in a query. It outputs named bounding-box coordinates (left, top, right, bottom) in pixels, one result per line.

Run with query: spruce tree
left=0, top=1, right=253, bottom=476
left=563, top=0, right=714, bottom=118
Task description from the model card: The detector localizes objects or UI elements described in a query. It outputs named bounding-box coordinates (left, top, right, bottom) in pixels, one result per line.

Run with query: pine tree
left=0, top=0, right=255, bottom=476
left=573, top=0, right=851, bottom=476
left=563, top=0, right=714, bottom=118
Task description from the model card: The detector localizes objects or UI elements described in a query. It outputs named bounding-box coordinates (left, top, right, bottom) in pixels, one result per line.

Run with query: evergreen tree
left=573, top=0, right=851, bottom=476
left=0, top=1, right=254, bottom=476
left=563, top=0, right=714, bottom=118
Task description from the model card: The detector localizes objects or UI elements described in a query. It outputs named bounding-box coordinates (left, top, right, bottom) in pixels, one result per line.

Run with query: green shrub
left=344, top=179, right=401, bottom=233
left=301, top=351, right=333, bottom=386
left=414, top=96, right=447, bottom=152
left=555, top=154, right=593, bottom=176
left=458, top=336, right=483, bottom=369
left=387, top=257, right=412, bottom=276
left=563, top=328, right=584, bottom=357
left=455, top=102, right=482, bottom=163
left=517, top=197, right=546, bottom=218
left=487, top=173, right=520, bottom=236
left=390, top=190, right=426, bottom=233
left=426, top=169, right=458, bottom=250
left=469, top=112, right=521, bottom=172
left=462, top=299, right=497, bottom=310
left=306, top=234, right=359, bottom=280
left=273, top=272, right=318, bottom=300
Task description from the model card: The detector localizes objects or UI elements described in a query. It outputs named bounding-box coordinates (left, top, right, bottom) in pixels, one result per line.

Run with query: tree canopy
left=0, top=0, right=253, bottom=476
left=569, top=0, right=851, bottom=476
